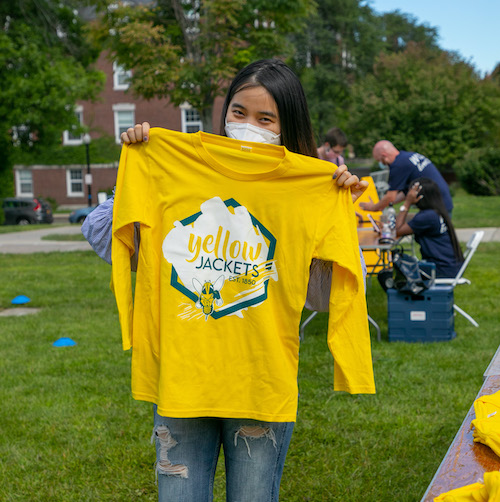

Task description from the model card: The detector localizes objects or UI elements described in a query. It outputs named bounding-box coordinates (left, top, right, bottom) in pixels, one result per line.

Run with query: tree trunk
left=201, top=105, right=214, bottom=134
left=0, top=138, right=14, bottom=199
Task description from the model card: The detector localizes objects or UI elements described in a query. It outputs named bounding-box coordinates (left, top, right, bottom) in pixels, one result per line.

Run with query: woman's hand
left=334, top=164, right=369, bottom=204
left=405, top=181, right=423, bottom=206
left=120, top=122, right=150, bottom=144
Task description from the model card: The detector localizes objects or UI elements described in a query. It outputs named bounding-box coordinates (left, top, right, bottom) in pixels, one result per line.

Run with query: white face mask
left=224, top=121, right=281, bottom=145
left=378, top=161, right=387, bottom=170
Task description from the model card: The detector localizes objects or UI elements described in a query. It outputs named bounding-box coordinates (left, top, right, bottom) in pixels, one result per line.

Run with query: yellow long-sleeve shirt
left=112, top=128, right=375, bottom=422
left=434, top=471, right=500, bottom=501
left=472, top=390, right=500, bottom=457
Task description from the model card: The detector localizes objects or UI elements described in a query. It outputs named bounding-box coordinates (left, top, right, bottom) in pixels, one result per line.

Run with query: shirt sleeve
left=81, top=194, right=114, bottom=264
left=408, top=210, right=437, bottom=236
left=313, top=184, right=376, bottom=394
left=111, top=142, right=152, bottom=350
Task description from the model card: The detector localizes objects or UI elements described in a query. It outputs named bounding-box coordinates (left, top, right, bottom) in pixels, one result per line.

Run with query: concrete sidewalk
left=0, top=224, right=92, bottom=254
left=455, top=227, right=500, bottom=243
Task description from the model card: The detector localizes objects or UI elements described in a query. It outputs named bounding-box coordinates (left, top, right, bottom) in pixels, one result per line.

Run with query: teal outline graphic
left=169, top=198, right=276, bottom=319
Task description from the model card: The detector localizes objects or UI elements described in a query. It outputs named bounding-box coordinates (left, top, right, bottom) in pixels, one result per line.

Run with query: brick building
left=14, top=52, right=223, bottom=208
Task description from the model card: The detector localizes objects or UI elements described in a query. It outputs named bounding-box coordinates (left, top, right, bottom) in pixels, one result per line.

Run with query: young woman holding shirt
left=84, top=58, right=373, bottom=502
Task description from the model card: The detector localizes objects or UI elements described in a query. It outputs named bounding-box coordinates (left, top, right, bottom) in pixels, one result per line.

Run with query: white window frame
left=15, top=169, right=34, bottom=198
left=113, top=61, right=132, bottom=91
left=113, top=103, right=136, bottom=144
left=180, top=103, right=203, bottom=133
left=66, top=168, right=84, bottom=197
left=63, top=105, right=84, bottom=145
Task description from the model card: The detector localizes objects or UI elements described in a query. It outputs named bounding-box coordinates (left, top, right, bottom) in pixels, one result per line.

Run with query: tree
left=288, top=1, right=440, bottom=143
left=0, top=1, right=104, bottom=198
left=347, top=43, right=500, bottom=170
left=289, top=0, right=383, bottom=139
left=376, top=10, right=438, bottom=54
left=91, top=0, right=315, bottom=132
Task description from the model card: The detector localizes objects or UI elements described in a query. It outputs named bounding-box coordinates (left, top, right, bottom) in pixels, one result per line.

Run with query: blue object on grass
left=11, top=295, right=31, bottom=305
left=53, top=337, right=77, bottom=347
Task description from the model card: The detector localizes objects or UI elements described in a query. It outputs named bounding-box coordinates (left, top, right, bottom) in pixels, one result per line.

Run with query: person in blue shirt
left=360, top=140, right=453, bottom=215
left=395, top=177, right=463, bottom=278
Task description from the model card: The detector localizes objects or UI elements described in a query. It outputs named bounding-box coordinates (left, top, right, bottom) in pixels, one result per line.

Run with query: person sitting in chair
left=395, top=177, right=463, bottom=278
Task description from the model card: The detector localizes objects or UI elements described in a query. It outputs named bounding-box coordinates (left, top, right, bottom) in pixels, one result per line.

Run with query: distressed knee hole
left=152, top=425, right=189, bottom=479
left=238, top=426, right=270, bottom=438
left=234, top=426, right=277, bottom=457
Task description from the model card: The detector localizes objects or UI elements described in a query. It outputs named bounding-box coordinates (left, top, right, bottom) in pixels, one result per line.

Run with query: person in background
left=316, top=127, right=348, bottom=166
left=395, top=177, right=463, bottom=278
left=360, top=140, right=453, bottom=215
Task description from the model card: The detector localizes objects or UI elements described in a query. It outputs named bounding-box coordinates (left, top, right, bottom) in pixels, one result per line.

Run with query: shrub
left=454, top=148, right=500, bottom=196
left=44, top=197, right=58, bottom=212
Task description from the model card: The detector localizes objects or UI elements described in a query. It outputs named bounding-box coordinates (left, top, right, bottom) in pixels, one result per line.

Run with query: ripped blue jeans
left=152, top=406, right=294, bottom=502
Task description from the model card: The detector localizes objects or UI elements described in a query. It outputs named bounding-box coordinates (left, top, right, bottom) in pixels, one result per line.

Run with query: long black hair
left=414, top=177, right=464, bottom=262
left=219, top=59, right=317, bottom=158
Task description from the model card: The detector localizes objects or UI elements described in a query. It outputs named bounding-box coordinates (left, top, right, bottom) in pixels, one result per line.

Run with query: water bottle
left=381, top=203, right=397, bottom=240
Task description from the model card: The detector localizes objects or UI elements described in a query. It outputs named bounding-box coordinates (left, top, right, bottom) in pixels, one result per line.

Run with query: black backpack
left=378, top=248, right=435, bottom=295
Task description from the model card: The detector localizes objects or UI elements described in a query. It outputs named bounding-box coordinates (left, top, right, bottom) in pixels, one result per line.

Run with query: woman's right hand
left=120, top=122, right=150, bottom=144
left=405, top=181, right=423, bottom=206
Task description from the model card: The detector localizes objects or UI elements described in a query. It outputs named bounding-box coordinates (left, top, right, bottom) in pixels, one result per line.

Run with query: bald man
left=359, top=141, right=453, bottom=214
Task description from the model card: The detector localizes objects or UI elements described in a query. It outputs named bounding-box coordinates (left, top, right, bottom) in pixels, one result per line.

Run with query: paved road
left=0, top=224, right=92, bottom=254
left=0, top=224, right=499, bottom=255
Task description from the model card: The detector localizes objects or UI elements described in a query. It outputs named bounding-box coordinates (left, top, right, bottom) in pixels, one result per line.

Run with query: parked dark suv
left=1, top=197, right=54, bottom=225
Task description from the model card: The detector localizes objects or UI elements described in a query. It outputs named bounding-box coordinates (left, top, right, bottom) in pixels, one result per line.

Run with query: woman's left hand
left=334, top=164, right=369, bottom=203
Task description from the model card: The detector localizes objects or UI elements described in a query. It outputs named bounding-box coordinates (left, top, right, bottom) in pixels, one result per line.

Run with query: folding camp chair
left=369, top=168, right=390, bottom=199
left=434, top=230, right=484, bottom=327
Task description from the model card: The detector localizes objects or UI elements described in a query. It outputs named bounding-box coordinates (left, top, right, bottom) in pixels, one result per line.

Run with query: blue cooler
left=387, top=285, right=455, bottom=342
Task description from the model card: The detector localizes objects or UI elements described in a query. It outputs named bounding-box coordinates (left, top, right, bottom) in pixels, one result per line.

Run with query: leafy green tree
left=289, top=1, right=440, bottom=143
left=0, top=0, right=104, bottom=198
left=491, top=63, right=500, bottom=84
left=92, top=0, right=315, bottom=132
left=376, top=10, right=439, bottom=53
left=454, top=147, right=500, bottom=196
left=289, top=0, right=382, bottom=140
left=347, top=42, right=500, bottom=170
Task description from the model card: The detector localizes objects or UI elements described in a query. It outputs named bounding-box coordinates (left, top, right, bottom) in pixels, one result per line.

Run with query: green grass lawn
left=450, top=187, right=500, bottom=228
left=0, top=223, right=74, bottom=234
left=0, top=224, right=57, bottom=234
left=41, top=233, right=86, bottom=241
left=1, top=245, right=499, bottom=501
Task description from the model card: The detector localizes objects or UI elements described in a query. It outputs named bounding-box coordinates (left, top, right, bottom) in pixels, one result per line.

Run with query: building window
left=15, top=170, right=33, bottom=197
left=181, top=104, right=203, bottom=133
left=113, top=61, right=132, bottom=90
left=63, top=106, right=84, bottom=145
left=113, top=103, right=136, bottom=144
left=67, top=169, right=84, bottom=197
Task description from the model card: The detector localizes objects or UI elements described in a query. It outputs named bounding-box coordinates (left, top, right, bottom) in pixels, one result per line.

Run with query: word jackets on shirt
left=112, top=128, right=375, bottom=422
